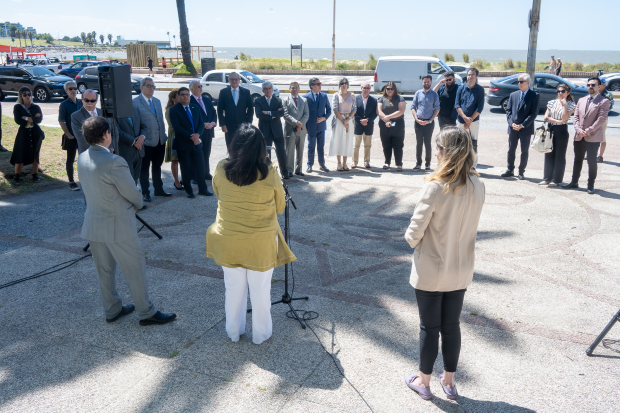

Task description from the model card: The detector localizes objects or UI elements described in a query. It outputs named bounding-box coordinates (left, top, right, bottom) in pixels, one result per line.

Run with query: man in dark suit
left=254, top=81, right=287, bottom=178
left=189, top=80, right=217, bottom=179
left=501, top=74, right=540, bottom=180
left=116, top=116, right=145, bottom=185
left=168, top=87, right=213, bottom=198
left=352, top=82, right=378, bottom=168
left=303, top=77, right=332, bottom=173
left=216, top=72, right=253, bottom=149
left=71, top=89, right=115, bottom=155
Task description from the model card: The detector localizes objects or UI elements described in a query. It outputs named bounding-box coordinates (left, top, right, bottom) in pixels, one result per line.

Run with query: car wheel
left=77, top=83, right=88, bottom=94
left=251, top=93, right=261, bottom=102
left=609, top=81, right=620, bottom=92
left=202, top=92, right=213, bottom=100
left=501, top=97, right=509, bottom=112
left=35, top=87, right=50, bottom=102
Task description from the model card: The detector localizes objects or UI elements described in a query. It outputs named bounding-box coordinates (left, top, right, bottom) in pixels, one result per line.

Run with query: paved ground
left=1, top=109, right=619, bottom=412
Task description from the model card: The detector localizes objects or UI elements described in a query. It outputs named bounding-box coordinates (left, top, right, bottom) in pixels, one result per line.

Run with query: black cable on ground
left=0, top=253, right=92, bottom=290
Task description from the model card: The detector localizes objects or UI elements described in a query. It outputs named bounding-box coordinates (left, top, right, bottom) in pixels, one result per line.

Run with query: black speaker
left=98, top=65, right=133, bottom=118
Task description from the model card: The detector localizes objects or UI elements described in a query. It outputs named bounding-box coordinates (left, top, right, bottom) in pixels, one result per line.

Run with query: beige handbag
left=531, top=123, right=553, bottom=153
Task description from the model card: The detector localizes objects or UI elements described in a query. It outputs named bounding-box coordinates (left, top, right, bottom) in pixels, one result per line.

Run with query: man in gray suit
left=78, top=117, right=176, bottom=326
left=71, top=89, right=115, bottom=154
left=133, top=77, right=170, bottom=202
left=116, top=116, right=145, bottom=184
left=283, top=81, right=309, bottom=177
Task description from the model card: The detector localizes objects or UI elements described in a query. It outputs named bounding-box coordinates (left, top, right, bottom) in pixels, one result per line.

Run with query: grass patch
left=169, top=349, right=179, bottom=358
left=216, top=57, right=371, bottom=71
left=257, top=386, right=266, bottom=391
left=1, top=115, right=72, bottom=197
left=470, top=311, right=478, bottom=316
left=322, top=242, right=330, bottom=246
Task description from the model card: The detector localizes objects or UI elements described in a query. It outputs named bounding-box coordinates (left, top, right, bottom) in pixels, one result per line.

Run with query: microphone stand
left=586, top=308, right=620, bottom=356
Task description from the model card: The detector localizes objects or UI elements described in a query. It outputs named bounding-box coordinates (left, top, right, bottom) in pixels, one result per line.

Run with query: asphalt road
left=2, top=90, right=618, bottom=137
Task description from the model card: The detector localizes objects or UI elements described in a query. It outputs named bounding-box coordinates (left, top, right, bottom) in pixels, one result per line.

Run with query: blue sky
left=3, top=0, right=619, bottom=50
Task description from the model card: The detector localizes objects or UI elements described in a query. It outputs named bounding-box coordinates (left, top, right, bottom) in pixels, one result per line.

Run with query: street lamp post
left=526, top=0, right=542, bottom=89
left=331, top=0, right=336, bottom=70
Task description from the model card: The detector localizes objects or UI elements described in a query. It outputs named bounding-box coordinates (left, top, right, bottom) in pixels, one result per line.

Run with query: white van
left=373, top=56, right=462, bottom=94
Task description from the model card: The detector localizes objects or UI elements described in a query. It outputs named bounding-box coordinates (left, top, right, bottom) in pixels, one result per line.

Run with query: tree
left=80, top=32, right=86, bottom=45
left=99, top=34, right=104, bottom=45
left=107, top=34, right=112, bottom=45
left=91, top=31, right=96, bottom=46
left=27, top=31, right=34, bottom=47
left=176, top=0, right=196, bottom=75
left=22, top=30, right=29, bottom=46
left=16, top=29, right=21, bottom=47
left=10, top=25, right=17, bottom=43
left=70, top=36, right=81, bottom=43
left=62, top=36, right=70, bottom=41
left=172, top=34, right=176, bottom=48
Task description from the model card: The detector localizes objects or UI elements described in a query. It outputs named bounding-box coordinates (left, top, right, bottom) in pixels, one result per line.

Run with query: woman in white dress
left=328, top=77, right=356, bottom=171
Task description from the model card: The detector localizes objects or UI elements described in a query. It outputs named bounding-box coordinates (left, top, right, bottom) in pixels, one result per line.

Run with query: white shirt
left=362, top=95, right=369, bottom=112
left=141, top=93, right=155, bottom=109
left=96, top=144, right=109, bottom=151
left=87, top=109, right=98, bottom=118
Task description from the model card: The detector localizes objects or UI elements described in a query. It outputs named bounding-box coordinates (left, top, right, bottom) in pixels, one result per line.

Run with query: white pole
left=526, top=0, right=542, bottom=89
left=331, top=0, right=336, bottom=70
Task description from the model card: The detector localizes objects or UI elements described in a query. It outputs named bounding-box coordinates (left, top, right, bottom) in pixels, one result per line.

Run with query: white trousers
left=222, top=266, right=274, bottom=345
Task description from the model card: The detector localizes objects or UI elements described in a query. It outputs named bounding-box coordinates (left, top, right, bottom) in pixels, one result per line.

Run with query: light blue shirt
left=410, top=89, right=440, bottom=120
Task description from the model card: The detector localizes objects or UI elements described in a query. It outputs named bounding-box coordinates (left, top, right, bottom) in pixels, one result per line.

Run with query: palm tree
left=172, top=34, right=176, bottom=48
left=80, top=32, right=86, bottom=45
left=22, top=30, right=29, bottom=47
left=99, top=34, right=104, bottom=45
left=175, top=0, right=196, bottom=75
left=16, top=30, right=21, bottom=47
left=107, top=33, right=112, bottom=45
left=91, top=31, right=96, bottom=43
left=10, top=25, right=17, bottom=43
left=27, top=31, right=34, bottom=47
left=167, top=31, right=170, bottom=46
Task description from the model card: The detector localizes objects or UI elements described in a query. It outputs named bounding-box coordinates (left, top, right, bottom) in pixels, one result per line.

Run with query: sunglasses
left=385, top=88, right=393, bottom=91
left=22, top=93, right=31, bottom=97
left=179, top=93, right=190, bottom=97
left=67, top=87, right=77, bottom=91
left=339, top=82, right=348, bottom=86
left=445, top=78, right=454, bottom=81
left=313, top=82, right=322, bottom=86
left=361, top=87, right=371, bottom=89
left=83, top=98, right=97, bottom=103
left=587, top=84, right=598, bottom=88
left=557, top=90, right=567, bottom=94
left=518, top=80, right=528, bottom=84
left=195, top=85, right=203, bottom=88
left=144, top=84, right=156, bottom=89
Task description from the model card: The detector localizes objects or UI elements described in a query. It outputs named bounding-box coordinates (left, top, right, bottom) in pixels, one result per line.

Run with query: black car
left=74, top=66, right=142, bottom=94
left=0, top=65, right=73, bottom=101
left=487, top=73, right=589, bottom=111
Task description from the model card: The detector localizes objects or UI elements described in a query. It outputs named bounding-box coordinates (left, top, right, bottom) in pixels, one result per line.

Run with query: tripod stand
left=248, top=182, right=309, bottom=329
left=586, top=308, right=620, bottom=356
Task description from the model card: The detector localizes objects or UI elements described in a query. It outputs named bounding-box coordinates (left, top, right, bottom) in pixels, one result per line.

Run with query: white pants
left=223, top=266, right=274, bottom=345
left=458, top=121, right=479, bottom=168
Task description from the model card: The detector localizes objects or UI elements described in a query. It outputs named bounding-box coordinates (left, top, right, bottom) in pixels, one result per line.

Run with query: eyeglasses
left=22, top=93, right=31, bottom=97
left=229, top=78, right=240, bottom=82
left=179, top=93, right=190, bottom=97
left=312, top=82, right=322, bottom=86
left=144, top=84, right=156, bottom=89
left=518, top=80, right=528, bottom=84
left=385, top=88, right=393, bottom=91
left=67, top=87, right=77, bottom=91
left=361, top=87, right=371, bottom=89
left=83, top=98, right=97, bottom=103
left=195, top=85, right=202, bottom=88
left=587, top=84, right=598, bottom=88
left=557, top=90, right=567, bottom=94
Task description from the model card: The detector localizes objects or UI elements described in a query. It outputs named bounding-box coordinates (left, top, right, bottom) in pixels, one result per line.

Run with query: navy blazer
left=216, top=86, right=254, bottom=131
left=254, top=95, right=284, bottom=140
left=353, top=94, right=378, bottom=136
left=116, top=117, right=144, bottom=160
left=505, top=89, right=540, bottom=135
left=190, top=95, right=217, bottom=139
left=303, top=91, right=332, bottom=135
left=169, top=103, right=205, bottom=151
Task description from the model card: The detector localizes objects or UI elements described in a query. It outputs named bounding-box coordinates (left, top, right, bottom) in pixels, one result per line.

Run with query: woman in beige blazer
left=404, top=126, right=485, bottom=400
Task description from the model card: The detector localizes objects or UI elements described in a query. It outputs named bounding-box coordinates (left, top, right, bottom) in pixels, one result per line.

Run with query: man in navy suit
left=254, top=81, right=288, bottom=178
left=115, top=116, right=145, bottom=185
left=216, top=72, right=254, bottom=149
left=190, top=80, right=217, bottom=179
left=501, top=74, right=540, bottom=180
left=303, top=77, right=332, bottom=173
left=352, top=82, right=378, bottom=168
left=169, top=87, right=213, bottom=198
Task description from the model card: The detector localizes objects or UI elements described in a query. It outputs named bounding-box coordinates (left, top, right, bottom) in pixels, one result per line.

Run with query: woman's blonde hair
left=427, top=126, right=479, bottom=194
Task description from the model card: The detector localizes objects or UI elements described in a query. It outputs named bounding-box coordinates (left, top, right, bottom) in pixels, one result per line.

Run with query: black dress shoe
left=139, top=205, right=148, bottom=211
left=319, top=165, right=329, bottom=172
left=173, top=183, right=184, bottom=190
left=0, top=145, right=8, bottom=152
left=205, top=174, right=213, bottom=180
left=306, top=166, right=312, bottom=173
left=283, top=174, right=290, bottom=180
left=413, top=164, right=421, bottom=171
left=143, top=193, right=152, bottom=202
left=587, top=187, right=595, bottom=194
left=187, top=193, right=196, bottom=199
left=106, top=304, right=135, bottom=323
left=139, top=311, right=177, bottom=326
left=501, top=170, right=514, bottom=178
left=517, top=174, right=525, bottom=180
left=295, top=171, right=305, bottom=176
left=154, top=191, right=172, bottom=197
left=562, top=182, right=579, bottom=189
left=198, top=190, right=214, bottom=196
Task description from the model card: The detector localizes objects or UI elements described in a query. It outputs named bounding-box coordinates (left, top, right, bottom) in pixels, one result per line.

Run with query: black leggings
left=379, top=118, right=405, bottom=166
left=543, top=124, right=569, bottom=184
left=415, top=288, right=466, bottom=375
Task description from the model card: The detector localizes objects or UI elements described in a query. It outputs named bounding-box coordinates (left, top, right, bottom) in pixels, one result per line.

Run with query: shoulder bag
left=531, top=123, right=553, bottom=153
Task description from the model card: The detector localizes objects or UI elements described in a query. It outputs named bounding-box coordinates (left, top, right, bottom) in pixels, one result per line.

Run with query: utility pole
left=526, top=0, right=541, bottom=89
left=332, top=0, right=336, bottom=70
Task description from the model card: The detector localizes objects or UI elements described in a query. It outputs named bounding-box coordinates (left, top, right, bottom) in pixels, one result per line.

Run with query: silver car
left=200, top=69, right=279, bottom=102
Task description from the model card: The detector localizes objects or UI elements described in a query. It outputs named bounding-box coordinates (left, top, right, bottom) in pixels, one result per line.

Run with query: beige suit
left=282, top=95, right=309, bottom=174
left=405, top=177, right=485, bottom=291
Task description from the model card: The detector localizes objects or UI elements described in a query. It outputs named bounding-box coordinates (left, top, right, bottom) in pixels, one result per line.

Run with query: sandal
left=337, top=165, right=344, bottom=171
left=350, top=164, right=357, bottom=169
left=383, top=164, right=390, bottom=170
left=343, top=165, right=350, bottom=171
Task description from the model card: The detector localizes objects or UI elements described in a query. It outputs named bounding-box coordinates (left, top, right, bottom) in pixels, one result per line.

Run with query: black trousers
left=438, top=115, right=456, bottom=129
left=414, top=121, right=435, bottom=167
left=177, top=146, right=208, bottom=196
left=140, top=142, right=166, bottom=195
left=224, top=124, right=242, bottom=151
left=543, top=124, right=570, bottom=184
left=415, top=288, right=466, bottom=375
left=66, top=145, right=77, bottom=182
left=265, top=133, right=288, bottom=176
left=192, top=135, right=213, bottom=181
left=507, top=130, right=532, bottom=174
left=571, top=140, right=600, bottom=187
left=379, top=119, right=405, bottom=166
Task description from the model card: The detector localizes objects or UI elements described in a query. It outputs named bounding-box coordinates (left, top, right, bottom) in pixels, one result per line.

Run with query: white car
left=31, top=57, right=71, bottom=74
left=373, top=56, right=462, bottom=94
left=200, top=69, right=279, bottom=102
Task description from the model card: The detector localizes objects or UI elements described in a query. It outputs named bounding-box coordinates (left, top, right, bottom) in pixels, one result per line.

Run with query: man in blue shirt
left=411, top=75, right=440, bottom=171
left=58, top=81, right=83, bottom=191
left=454, top=68, right=485, bottom=167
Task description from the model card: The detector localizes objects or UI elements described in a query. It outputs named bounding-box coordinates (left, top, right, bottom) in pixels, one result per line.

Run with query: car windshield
left=438, top=60, right=452, bottom=73
left=24, top=67, right=55, bottom=77
left=240, top=71, right=263, bottom=83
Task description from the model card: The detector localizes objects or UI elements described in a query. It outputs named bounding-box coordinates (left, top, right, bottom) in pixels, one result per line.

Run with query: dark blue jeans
left=306, top=130, right=326, bottom=167
left=507, top=130, right=532, bottom=174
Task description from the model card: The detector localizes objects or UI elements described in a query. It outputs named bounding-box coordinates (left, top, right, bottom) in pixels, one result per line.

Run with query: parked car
left=74, top=66, right=142, bottom=94
left=373, top=56, right=462, bottom=94
left=601, top=72, right=620, bottom=92
left=447, top=64, right=471, bottom=80
left=58, top=60, right=109, bottom=79
left=486, top=73, right=588, bottom=112
left=31, top=57, right=72, bottom=74
left=0, top=65, right=72, bottom=101
left=200, top=69, right=279, bottom=102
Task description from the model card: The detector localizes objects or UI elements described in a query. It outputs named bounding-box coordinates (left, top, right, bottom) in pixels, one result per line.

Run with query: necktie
left=195, top=96, right=206, bottom=113
left=315, top=93, right=320, bottom=110
left=149, top=99, right=156, bottom=115
left=232, top=89, right=238, bottom=105
left=294, top=96, right=297, bottom=107
left=128, top=117, right=133, bottom=127
left=586, top=97, right=593, bottom=112
left=184, top=106, right=194, bottom=133
left=519, top=92, right=525, bottom=108
left=267, top=97, right=271, bottom=108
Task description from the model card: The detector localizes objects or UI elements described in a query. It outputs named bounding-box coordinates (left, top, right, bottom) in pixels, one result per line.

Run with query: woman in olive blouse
left=206, top=124, right=296, bottom=345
